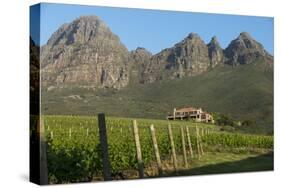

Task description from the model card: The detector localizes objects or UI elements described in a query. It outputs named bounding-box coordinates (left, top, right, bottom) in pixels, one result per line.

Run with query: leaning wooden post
left=185, top=125, right=194, bottom=158
left=168, top=124, right=178, bottom=171
left=150, top=124, right=162, bottom=176
left=98, top=113, right=112, bottom=181
left=195, top=125, right=201, bottom=159
left=39, top=117, right=48, bottom=185
left=132, top=120, right=144, bottom=178
left=180, top=126, right=188, bottom=168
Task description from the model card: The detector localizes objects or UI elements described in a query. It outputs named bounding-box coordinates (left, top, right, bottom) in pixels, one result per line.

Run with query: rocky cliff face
left=141, top=32, right=272, bottom=83
left=41, top=16, right=130, bottom=90
left=207, top=36, right=224, bottom=67
left=40, top=15, right=273, bottom=89
left=142, top=33, right=211, bottom=83
left=224, top=32, right=273, bottom=66
left=129, top=47, right=152, bottom=84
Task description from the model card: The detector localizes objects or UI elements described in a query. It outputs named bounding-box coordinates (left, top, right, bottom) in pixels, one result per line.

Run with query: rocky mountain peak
left=130, top=47, right=153, bottom=84
left=130, top=47, right=152, bottom=65
left=134, top=47, right=152, bottom=54
left=142, top=32, right=210, bottom=83
left=238, top=32, right=253, bottom=40
left=209, top=36, right=219, bottom=45
left=224, top=32, right=270, bottom=65
left=41, top=15, right=130, bottom=90
left=179, top=32, right=205, bottom=45
left=207, top=36, right=224, bottom=67
left=187, top=32, right=201, bottom=39
left=46, top=15, right=115, bottom=48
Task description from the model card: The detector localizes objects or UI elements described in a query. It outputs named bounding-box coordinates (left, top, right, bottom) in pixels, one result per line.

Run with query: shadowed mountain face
left=30, top=38, right=40, bottom=114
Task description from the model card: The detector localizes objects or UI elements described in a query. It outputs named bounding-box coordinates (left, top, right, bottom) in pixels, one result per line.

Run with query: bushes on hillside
left=212, top=113, right=235, bottom=126
left=212, top=112, right=256, bottom=129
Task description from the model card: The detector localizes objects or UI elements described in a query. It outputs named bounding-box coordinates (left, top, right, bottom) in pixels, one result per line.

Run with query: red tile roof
left=176, top=107, right=199, bottom=112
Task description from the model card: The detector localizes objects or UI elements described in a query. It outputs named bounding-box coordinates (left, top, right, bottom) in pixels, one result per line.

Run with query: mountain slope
left=42, top=62, right=273, bottom=134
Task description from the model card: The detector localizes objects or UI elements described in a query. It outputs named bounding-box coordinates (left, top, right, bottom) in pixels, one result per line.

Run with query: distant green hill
left=42, top=61, right=273, bottom=135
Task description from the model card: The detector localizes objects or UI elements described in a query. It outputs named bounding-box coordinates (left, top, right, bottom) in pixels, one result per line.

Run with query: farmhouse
left=166, top=107, right=214, bottom=123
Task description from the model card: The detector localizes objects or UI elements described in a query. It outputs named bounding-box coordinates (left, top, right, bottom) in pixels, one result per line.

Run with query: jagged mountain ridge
left=40, top=15, right=273, bottom=90
left=141, top=32, right=273, bottom=83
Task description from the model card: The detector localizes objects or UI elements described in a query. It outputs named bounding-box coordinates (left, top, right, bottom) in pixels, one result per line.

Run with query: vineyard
left=35, top=115, right=273, bottom=184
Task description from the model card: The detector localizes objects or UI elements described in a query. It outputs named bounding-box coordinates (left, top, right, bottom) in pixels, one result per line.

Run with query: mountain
left=39, top=15, right=273, bottom=134
left=142, top=33, right=211, bottom=83
left=40, top=16, right=273, bottom=89
left=224, top=32, right=273, bottom=66
left=207, top=36, right=224, bottom=67
left=129, top=47, right=152, bottom=84
left=41, top=16, right=130, bottom=90
left=141, top=32, right=273, bottom=83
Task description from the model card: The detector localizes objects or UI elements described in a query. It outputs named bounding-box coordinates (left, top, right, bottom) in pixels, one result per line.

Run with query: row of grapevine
left=42, top=115, right=273, bottom=183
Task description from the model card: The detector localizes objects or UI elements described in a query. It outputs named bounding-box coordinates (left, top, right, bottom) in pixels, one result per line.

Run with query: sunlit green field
left=40, top=115, right=273, bottom=184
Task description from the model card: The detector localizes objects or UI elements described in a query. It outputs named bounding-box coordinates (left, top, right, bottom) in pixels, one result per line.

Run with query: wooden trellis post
left=180, top=126, right=188, bottom=168
left=132, top=120, right=144, bottom=178
left=199, top=129, right=204, bottom=156
left=168, top=124, right=178, bottom=171
left=69, top=128, right=72, bottom=139
left=185, top=125, right=194, bottom=158
left=86, top=128, right=89, bottom=137
left=150, top=124, right=162, bottom=176
left=195, top=125, right=201, bottom=159
left=98, top=113, right=112, bottom=181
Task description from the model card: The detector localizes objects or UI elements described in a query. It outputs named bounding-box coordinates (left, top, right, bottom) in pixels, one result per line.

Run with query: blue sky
left=30, top=3, right=274, bottom=55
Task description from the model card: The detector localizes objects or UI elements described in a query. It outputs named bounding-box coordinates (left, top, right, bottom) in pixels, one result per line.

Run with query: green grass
left=42, top=62, right=273, bottom=135
left=168, top=152, right=273, bottom=176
